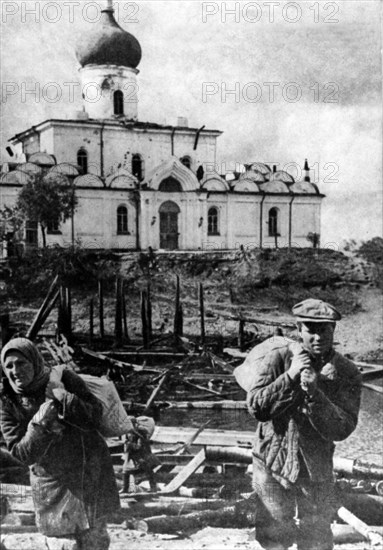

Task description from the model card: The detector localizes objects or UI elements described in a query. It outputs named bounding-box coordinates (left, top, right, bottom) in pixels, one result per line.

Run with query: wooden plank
left=151, top=426, right=254, bottom=448
left=363, top=382, right=383, bottom=395
left=162, top=448, right=206, bottom=493
left=162, top=400, right=247, bottom=410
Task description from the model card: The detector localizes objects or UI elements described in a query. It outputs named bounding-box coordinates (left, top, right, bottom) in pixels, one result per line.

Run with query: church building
left=0, top=0, right=323, bottom=253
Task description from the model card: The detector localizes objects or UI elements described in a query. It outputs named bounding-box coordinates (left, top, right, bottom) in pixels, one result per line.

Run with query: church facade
left=0, top=1, right=323, bottom=253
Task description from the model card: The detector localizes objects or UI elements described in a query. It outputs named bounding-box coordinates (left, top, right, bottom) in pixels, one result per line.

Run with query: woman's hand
left=32, top=400, right=64, bottom=434
left=45, top=379, right=66, bottom=402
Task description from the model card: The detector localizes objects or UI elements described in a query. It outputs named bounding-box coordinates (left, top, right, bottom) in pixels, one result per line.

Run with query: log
left=337, top=506, right=383, bottom=545
left=127, top=499, right=255, bottom=533
left=332, top=524, right=383, bottom=544
left=127, top=498, right=228, bottom=518
left=341, top=492, right=383, bottom=526
left=334, top=457, right=383, bottom=479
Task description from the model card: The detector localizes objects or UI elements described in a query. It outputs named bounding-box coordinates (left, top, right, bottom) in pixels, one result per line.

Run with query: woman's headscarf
left=0, top=338, right=50, bottom=395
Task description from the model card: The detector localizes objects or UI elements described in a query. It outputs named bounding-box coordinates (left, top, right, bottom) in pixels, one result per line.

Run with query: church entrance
left=159, top=201, right=180, bottom=250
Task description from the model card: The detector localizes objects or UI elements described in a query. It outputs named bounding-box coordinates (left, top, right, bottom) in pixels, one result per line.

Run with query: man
left=247, top=298, right=362, bottom=550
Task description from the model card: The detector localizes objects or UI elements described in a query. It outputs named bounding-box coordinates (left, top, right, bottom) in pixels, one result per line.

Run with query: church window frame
left=77, top=148, right=88, bottom=175
left=268, top=207, right=280, bottom=237
left=180, top=156, right=192, bottom=170
left=117, top=205, right=129, bottom=235
left=132, top=154, right=144, bottom=181
left=114, top=90, right=124, bottom=116
left=208, top=207, right=219, bottom=236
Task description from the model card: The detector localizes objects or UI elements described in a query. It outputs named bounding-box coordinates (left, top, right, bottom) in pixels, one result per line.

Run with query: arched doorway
left=159, top=201, right=180, bottom=250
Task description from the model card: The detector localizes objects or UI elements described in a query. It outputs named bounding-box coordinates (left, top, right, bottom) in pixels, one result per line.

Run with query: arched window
left=180, top=156, right=191, bottom=169
left=132, top=154, right=143, bottom=181
left=208, top=207, right=219, bottom=235
left=114, top=90, right=124, bottom=116
left=268, top=207, right=279, bottom=236
left=77, top=149, right=88, bottom=174
left=159, top=177, right=182, bottom=192
left=117, top=205, right=128, bottom=234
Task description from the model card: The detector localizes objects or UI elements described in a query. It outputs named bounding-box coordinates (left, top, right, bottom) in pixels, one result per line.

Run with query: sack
left=51, top=366, right=134, bottom=438
left=233, top=336, right=294, bottom=392
left=31, top=473, right=89, bottom=537
left=80, top=374, right=134, bottom=437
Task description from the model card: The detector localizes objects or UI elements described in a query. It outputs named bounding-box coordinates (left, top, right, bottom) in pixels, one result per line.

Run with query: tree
left=16, top=172, right=77, bottom=247
left=0, top=205, right=24, bottom=257
left=306, top=232, right=320, bottom=249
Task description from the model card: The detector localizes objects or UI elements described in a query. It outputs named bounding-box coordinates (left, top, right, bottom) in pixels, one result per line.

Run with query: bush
left=5, top=245, right=121, bottom=302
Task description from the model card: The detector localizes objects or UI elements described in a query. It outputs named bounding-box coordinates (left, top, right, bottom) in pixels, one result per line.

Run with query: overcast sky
left=1, top=0, right=382, bottom=246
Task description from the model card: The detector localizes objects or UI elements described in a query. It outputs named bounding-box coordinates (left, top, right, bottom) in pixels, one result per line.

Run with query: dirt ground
left=0, top=525, right=373, bottom=550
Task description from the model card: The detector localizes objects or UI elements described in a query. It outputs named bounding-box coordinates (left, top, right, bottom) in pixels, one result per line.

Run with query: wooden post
left=146, top=282, right=152, bottom=340
left=114, top=277, right=123, bottom=346
left=178, top=304, right=183, bottom=337
left=89, top=298, right=94, bottom=343
left=174, top=275, right=181, bottom=338
left=141, top=291, right=149, bottom=349
left=65, top=286, right=72, bottom=339
left=0, top=312, right=10, bottom=346
left=57, top=285, right=66, bottom=339
left=98, top=279, right=104, bottom=339
left=238, top=319, right=245, bottom=351
left=122, top=288, right=129, bottom=341
left=199, top=283, right=205, bottom=345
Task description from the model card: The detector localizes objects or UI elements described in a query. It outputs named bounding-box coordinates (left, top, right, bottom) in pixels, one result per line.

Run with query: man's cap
left=292, top=298, right=341, bottom=323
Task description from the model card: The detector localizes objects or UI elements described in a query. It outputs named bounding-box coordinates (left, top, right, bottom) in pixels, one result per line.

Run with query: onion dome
left=239, top=170, right=265, bottom=183
left=75, top=2, right=141, bottom=69
left=234, top=179, right=261, bottom=192
left=268, top=170, right=295, bottom=184
left=290, top=181, right=320, bottom=194
left=246, top=162, right=271, bottom=175
left=261, top=180, right=291, bottom=193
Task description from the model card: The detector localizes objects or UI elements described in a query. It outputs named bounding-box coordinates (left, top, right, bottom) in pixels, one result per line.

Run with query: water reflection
left=160, top=388, right=383, bottom=465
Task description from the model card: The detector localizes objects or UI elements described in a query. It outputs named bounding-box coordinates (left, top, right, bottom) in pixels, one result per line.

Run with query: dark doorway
left=159, top=201, right=180, bottom=250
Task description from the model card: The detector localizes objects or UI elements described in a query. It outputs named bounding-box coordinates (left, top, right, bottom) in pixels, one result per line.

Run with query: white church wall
left=290, top=197, right=322, bottom=248
left=79, top=65, right=139, bottom=121
left=45, top=124, right=217, bottom=181
left=204, top=194, right=229, bottom=250
left=262, top=197, right=290, bottom=248
left=39, top=128, right=55, bottom=157
left=228, top=195, right=261, bottom=250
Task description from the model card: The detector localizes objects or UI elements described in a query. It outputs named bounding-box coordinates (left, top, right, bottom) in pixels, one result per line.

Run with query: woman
left=0, top=338, right=120, bottom=549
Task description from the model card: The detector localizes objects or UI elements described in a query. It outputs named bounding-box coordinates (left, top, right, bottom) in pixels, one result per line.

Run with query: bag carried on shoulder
left=233, top=336, right=294, bottom=392
left=51, top=365, right=134, bottom=437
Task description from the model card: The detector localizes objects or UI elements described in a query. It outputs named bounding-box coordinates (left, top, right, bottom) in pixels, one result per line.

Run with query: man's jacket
left=247, top=344, right=362, bottom=486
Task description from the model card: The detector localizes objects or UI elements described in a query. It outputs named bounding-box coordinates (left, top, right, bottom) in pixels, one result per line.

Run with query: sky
left=0, top=0, right=382, bottom=247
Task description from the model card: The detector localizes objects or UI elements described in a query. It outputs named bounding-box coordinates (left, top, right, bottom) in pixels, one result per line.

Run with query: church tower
left=75, top=0, right=141, bottom=120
